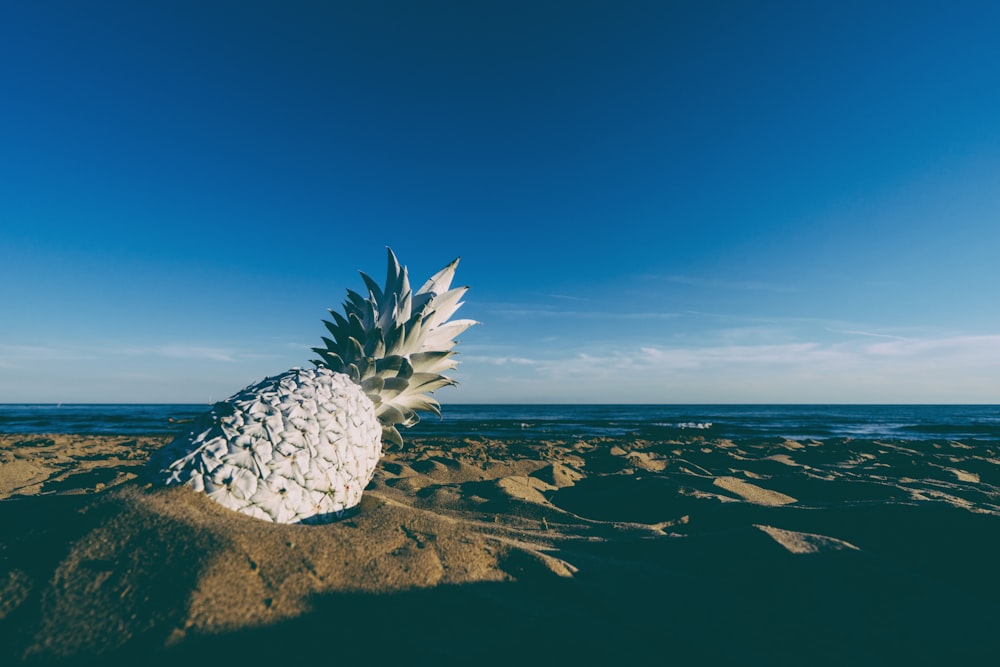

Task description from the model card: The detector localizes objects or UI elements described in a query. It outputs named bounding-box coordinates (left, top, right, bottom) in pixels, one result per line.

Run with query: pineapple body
left=152, top=367, right=382, bottom=523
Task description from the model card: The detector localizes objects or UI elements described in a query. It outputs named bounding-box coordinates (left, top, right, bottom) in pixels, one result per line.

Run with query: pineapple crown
left=311, top=248, right=477, bottom=447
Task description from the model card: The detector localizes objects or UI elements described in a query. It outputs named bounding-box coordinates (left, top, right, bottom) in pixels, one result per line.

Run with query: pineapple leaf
left=377, top=403, right=406, bottom=425
left=381, top=425, right=403, bottom=448
left=361, top=375, right=384, bottom=395
left=364, top=326, right=384, bottom=357
left=420, top=319, right=478, bottom=351
left=345, top=288, right=368, bottom=311
left=346, top=363, right=360, bottom=383
left=357, top=358, right=375, bottom=381
left=346, top=336, right=365, bottom=361
left=383, top=323, right=403, bottom=356
left=394, top=394, right=442, bottom=417
left=384, top=248, right=404, bottom=299
left=375, top=355, right=404, bottom=373
left=410, top=351, right=457, bottom=374
left=381, top=377, right=409, bottom=399
left=359, top=270, right=383, bottom=304
left=312, top=349, right=345, bottom=373
left=347, top=313, right=366, bottom=344
left=423, top=286, right=468, bottom=329
left=399, top=408, right=419, bottom=427
left=328, top=310, right=351, bottom=338
left=416, top=257, right=459, bottom=297
left=408, top=373, right=456, bottom=394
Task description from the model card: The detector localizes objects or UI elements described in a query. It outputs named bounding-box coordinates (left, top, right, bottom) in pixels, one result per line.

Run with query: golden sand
left=1, top=433, right=998, bottom=664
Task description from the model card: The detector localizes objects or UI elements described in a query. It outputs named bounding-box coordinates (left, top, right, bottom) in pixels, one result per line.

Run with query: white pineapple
left=149, top=249, right=476, bottom=524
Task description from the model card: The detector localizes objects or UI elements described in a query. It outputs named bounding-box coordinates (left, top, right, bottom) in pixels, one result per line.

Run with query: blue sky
left=2, top=1, right=999, bottom=404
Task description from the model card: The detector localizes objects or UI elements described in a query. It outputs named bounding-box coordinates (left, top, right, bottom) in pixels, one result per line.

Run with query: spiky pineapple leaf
left=346, top=363, right=360, bottom=383
left=383, top=323, right=404, bottom=356
left=363, top=326, right=384, bottom=357
left=381, top=425, right=403, bottom=448
left=346, top=336, right=365, bottom=361
left=359, top=270, right=383, bottom=303
left=348, top=313, right=366, bottom=343
left=422, top=286, right=468, bottom=328
left=377, top=404, right=406, bottom=425
left=420, top=319, right=477, bottom=352
left=356, top=358, right=375, bottom=381
left=393, top=394, right=442, bottom=417
left=345, top=288, right=369, bottom=310
left=375, top=355, right=405, bottom=373
left=400, top=408, right=419, bottom=427
left=380, top=377, right=409, bottom=399
left=322, top=319, right=341, bottom=341
left=361, top=375, right=384, bottom=395
left=416, top=257, right=459, bottom=298
left=407, top=373, right=456, bottom=394
left=410, top=351, right=457, bottom=373
left=311, top=349, right=345, bottom=373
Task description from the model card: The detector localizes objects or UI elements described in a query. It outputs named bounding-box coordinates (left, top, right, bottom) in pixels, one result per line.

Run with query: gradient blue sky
left=2, top=1, right=999, bottom=404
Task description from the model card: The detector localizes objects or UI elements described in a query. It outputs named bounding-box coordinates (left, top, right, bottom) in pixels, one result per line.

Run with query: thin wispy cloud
left=134, top=344, right=291, bottom=364
left=457, top=329, right=1000, bottom=403
left=865, top=334, right=1000, bottom=359
left=484, top=304, right=680, bottom=320
left=543, top=293, right=592, bottom=302
left=829, top=329, right=910, bottom=340
left=464, top=355, right=540, bottom=366
left=626, top=333, right=1000, bottom=372
left=154, top=345, right=239, bottom=363
left=655, top=274, right=800, bottom=294
left=0, top=344, right=95, bottom=363
left=2, top=341, right=280, bottom=365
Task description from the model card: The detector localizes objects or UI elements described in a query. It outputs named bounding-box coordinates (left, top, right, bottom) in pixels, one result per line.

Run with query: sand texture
left=2, top=432, right=999, bottom=665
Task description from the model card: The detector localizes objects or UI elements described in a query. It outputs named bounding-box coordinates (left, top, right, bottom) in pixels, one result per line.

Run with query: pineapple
left=149, top=249, right=476, bottom=524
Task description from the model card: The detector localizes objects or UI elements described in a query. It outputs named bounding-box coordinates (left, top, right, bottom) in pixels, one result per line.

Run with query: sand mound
left=754, top=524, right=861, bottom=554
left=713, top=475, right=798, bottom=506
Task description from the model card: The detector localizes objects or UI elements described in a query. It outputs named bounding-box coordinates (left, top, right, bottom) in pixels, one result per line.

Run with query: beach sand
left=2, top=432, right=998, bottom=665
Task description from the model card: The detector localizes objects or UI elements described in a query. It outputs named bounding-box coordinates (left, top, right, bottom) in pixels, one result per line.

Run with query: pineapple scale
left=151, top=367, right=382, bottom=524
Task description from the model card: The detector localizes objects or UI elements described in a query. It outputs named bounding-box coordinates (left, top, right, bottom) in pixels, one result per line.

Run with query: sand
left=2, top=432, right=999, bottom=665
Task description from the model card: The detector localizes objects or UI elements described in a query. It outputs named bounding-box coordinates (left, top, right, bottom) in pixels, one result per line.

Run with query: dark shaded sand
left=2, top=433, right=999, bottom=665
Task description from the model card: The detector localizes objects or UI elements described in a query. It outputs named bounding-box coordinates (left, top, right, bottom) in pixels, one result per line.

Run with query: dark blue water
left=0, top=404, right=206, bottom=436
left=420, top=404, right=1000, bottom=442
left=1, top=404, right=998, bottom=443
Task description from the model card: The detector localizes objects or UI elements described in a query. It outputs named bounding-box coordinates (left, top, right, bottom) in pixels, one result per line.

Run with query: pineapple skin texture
left=151, top=367, right=382, bottom=524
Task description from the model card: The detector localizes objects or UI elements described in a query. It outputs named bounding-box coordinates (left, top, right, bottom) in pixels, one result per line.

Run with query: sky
left=2, top=0, right=999, bottom=404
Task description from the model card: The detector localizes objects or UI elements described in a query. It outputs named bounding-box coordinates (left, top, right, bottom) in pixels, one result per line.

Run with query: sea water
left=1, top=403, right=998, bottom=443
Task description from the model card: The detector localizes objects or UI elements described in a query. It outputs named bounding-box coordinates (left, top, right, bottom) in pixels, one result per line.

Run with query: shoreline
left=2, top=432, right=998, bottom=664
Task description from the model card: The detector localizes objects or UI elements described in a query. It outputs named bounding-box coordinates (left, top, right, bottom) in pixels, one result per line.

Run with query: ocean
left=1, top=403, right=998, bottom=443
